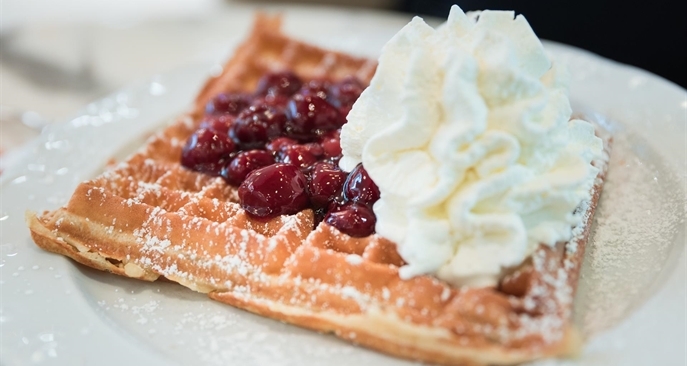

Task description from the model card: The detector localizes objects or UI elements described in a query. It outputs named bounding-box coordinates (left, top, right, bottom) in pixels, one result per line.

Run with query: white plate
left=1, top=7, right=685, bottom=366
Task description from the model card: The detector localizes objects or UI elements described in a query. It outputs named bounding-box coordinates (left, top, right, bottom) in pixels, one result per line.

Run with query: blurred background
left=1, top=0, right=685, bottom=155
left=404, top=0, right=687, bottom=89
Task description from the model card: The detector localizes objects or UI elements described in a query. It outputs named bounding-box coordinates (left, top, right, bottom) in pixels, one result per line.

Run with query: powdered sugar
left=573, top=128, right=686, bottom=337
left=340, top=285, right=370, bottom=307
left=345, top=254, right=363, bottom=265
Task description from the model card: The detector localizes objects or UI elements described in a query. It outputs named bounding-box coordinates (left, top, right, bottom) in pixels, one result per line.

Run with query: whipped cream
left=340, top=5, right=603, bottom=287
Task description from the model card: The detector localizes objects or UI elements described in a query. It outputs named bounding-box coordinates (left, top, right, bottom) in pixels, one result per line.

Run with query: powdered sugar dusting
left=345, top=254, right=363, bottom=265
left=573, top=128, right=686, bottom=337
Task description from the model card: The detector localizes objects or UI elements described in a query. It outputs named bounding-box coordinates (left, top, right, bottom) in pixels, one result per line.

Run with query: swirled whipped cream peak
left=339, top=5, right=603, bottom=287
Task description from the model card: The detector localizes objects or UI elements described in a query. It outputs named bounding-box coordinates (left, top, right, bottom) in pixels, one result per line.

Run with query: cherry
left=221, top=150, right=275, bottom=186
left=198, top=114, right=234, bottom=135
left=252, top=94, right=290, bottom=110
left=343, top=164, right=380, bottom=206
left=239, top=163, right=309, bottom=218
left=256, top=71, right=302, bottom=97
left=266, top=137, right=298, bottom=153
left=319, top=130, right=342, bottom=158
left=277, top=143, right=322, bottom=169
left=183, top=71, right=372, bottom=233
left=286, top=95, right=342, bottom=140
left=300, top=142, right=324, bottom=157
left=181, top=129, right=236, bottom=175
left=308, top=161, right=347, bottom=207
left=299, top=79, right=331, bottom=100
left=329, top=77, right=364, bottom=118
left=230, top=105, right=287, bottom=150
left=324, top=202, right=376, bottom=237
left=205, top=92, right=252, bottom=115
left=329, top=77, right=364, bottom=109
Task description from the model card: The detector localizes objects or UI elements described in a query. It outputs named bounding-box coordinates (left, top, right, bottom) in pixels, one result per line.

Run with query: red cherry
left=205, top=92, right=252, bottom=116
left=286, top=95, right=342, bottom=140
left=256, top=71, right=303, bottom=97
left=328, top=76, right=364, bottom=109
left=184, top=72, right=376, bottom=233
left=266, top=137, right=298, bottom=153
left=324, top=202, right=376, bottom=237
left=181, top=129, right=236, bottom=176
left=300, top=142, right=324, bottom=157
left=230, top=105, right=287, bottom=149
left=252, top=94, right=290, bottom=110
left=308, top=161, right=347, bottom=207
left=299, top=79, right=331, bottom=100
left=319, top=130, right=342, bottom=159
left=320, top=128, right=340, bottom=140
left=343, top=164, right=380, bottom=205
left=321, top=138, right=342, bottom=159
left=338, top=105, right=353, bottom=122
left=239, top=163, right=309, bottom=218
left=277, top=144, right=322, bottom=169
left=221, top=150, right=275, bottom=186
left=198, top=114, right=235, bottom=135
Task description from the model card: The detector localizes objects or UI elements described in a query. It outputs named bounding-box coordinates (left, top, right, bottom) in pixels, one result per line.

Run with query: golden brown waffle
left=27, top=14, right=610, bottom=366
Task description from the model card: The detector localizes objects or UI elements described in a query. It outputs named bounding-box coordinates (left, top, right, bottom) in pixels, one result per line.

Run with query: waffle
left=27, top=14, right=610, bottom=366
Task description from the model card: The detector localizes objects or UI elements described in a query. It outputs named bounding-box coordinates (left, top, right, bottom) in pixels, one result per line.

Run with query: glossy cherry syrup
left=181, top=71, right=377, bottom=237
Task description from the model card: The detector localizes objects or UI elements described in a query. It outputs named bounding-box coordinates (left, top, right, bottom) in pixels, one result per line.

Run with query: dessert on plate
left=27, top=6, right=610, bottom=366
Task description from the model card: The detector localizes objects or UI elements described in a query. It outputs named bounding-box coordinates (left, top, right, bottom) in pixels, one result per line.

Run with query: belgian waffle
left=27, top=14, right=610, bottom=366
